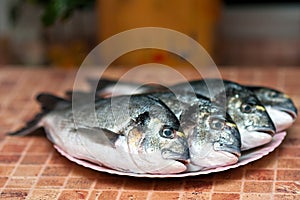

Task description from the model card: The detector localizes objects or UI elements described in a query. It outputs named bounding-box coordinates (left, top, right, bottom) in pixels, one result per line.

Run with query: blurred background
left=0, top=0, right=299, bottom=68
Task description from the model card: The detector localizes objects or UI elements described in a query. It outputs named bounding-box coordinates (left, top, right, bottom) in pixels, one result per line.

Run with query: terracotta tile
left=245, top=169, right=274, bottom=180
left=0, top=144, right=27, bottom=153
left=119, top=191, right=148, bottom=200
left=153, top=179, right=184, bottom=191
left=275, top=182, right=300, bottom=194
left=27, top=140, right=53, bottom=153
left=243, top=181, right=273, bottom=193
left=212, top=193, right=240, bottom=200
left=184, top=180, right=213, bottom=193
left=0, top=166, right=15, bottom=176
left=245, top=151, right=276, bottom=169
left=70, top=165, right=100, bottom=178
left=214, top=168, right=244, bottom=180
left=49, top=152, right=72, bottom=165
left=0, top=177, right=8, bottom=187
left=278, top=158, right=300, bottom=169
left=0, top=189, right=28, bottom=200
left=6, top=177, right=36, bottom=188
left=0, top=155, right=21, bottom=164
left=274, top=194, right=300, bottom=200
left=89, top=190, right=119, bottom=200
left=150, top=192, right=179, bottom=200
left=28, top=190, right=60, bottom=200
left=58, top=190, right=88, bottom=200
left=36, top=177, right=65, bottom=188
left=214, top=180, right=241, bottom=192
left=94, top=178, right=124, bottom=190
left=242, top=193, right=272, bottom=200
left=277, top=170, right=300, bottom=181
left=65, top=177, right=95, bottom=189
left=13, top=165, right=42, bottom=176
left=282, top=138, right=300, bottom=146
left=42, top=166, right=71, bottom=176
left=181, top=192, right=210, bottom=200
left=278, top=147, right=300, bottom=158
left=121, top=177, right=153, bottom=190
left=21, top=154, right=49, bottom=165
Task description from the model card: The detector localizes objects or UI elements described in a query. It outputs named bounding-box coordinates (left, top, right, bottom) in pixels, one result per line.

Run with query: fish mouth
left=161, top=149, right=190, bottom=163
left=176, top=159, right=190, bottom=165
left=213, top=143, right=241, bottom=157
left=277, top=107, right=297, bottom=120
left=247, top=127, right=275, bottom=136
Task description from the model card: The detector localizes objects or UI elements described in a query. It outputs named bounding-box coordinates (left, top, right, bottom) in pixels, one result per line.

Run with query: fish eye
left=240, top=103, right=254, bottom=113
left=268, top=91, right=279, bottom=98
left=209, top=117, right=225, bottom=130
left=160, top=126, right=175, bottom=139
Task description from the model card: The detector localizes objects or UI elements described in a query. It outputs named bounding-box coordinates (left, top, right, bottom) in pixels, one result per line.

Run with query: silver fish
left=246, top=86, right=297, bottom=132
left=9, top=93, right=189, bottom=174
left=172, top=79, right=276, bottom=150
left=90, top=78, right=275, bottom=150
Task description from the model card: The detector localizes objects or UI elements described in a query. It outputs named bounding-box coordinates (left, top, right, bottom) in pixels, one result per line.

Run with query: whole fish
left=89, top=78, right=275, bottom=150
left=68, top=89, right=241, bottom=171
left=9, top=93, right=190, bottom=174
left=171, top=79, right=276, bottom=150
left=246, top=86, right=297, bottom=132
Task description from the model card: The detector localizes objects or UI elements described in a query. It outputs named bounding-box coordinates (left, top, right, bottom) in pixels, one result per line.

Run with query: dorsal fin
left=37, top=93, right=70, bottom=111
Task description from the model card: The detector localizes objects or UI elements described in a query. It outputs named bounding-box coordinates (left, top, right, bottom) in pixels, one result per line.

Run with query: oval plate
left=55, top=131, right=286, bottom=178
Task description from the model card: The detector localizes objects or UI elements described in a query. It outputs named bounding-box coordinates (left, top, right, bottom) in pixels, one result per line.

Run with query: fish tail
left=8, top=113, right=44, bottom=136
left=8, top=93, right=70, bottom=136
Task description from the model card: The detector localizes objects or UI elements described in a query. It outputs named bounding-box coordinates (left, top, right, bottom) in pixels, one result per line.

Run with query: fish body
left=246, top=86, right=297, bottom=132
left=9, top=93, right=189, bottom=174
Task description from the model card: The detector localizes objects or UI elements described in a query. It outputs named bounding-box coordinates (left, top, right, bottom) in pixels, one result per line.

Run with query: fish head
left=249, top=87, right=297, bottom=131
left=226, top=85, right=276, bottom=150
left=180, top=99, right=241, bottom=169
left=125, top=95, right=189, bottom=173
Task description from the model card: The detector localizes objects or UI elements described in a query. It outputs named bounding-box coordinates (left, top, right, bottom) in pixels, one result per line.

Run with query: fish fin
left=37, top=93, right=70, bottom=111
left=65, top=90, right=101, bottom=101
left=8, top=113, right=44, bottom=136
left=77, top=127, right=121, bottom=148
left=87, top=78, right=118, bottom=92
left=8, top=93, right=70, bottom=137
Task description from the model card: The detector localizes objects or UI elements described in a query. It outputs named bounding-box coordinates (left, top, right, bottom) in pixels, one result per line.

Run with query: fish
left=171, top=79, right=276, bottom=150
left=68, top=88, right=241, bottom=171
left=8, top=93, right=190, bottom=174
left=246, top=86, right=297, bottom=132
left=89, top=78, right=276, bottom=151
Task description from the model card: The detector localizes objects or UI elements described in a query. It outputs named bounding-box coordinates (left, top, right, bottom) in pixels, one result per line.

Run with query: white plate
left=54, top=131, right=286, bottom=178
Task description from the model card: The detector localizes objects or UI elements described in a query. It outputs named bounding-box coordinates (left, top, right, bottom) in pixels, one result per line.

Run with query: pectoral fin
left=76, top=127, right=121, bottom=148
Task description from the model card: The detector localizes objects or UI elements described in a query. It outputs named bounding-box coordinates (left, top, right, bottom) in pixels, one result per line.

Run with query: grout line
left=271, top=149, right=279, bottom=200
left=208, top=175, right=216, bottom=200
left=0, top=138, right=34, bottom=195
left=240, top=168, right=246, bottom=200
left=26, top=144, right=55, bottom=199
left=115, top=179, right=126, bottom=200
left=145, top=180, right=154, bottom=200
left=85, top=177, right=97, bottom=200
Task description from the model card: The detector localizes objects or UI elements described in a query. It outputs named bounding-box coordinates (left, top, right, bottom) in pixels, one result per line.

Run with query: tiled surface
left=0, top=66, right=299, bottom=200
